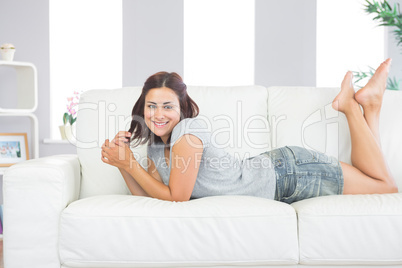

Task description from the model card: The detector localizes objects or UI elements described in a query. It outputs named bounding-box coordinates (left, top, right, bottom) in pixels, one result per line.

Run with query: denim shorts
left=263, top=146, right=344, bottom=204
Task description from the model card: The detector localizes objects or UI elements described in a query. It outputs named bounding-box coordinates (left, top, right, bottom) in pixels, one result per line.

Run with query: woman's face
left=144, top=87, right=181, bottom=144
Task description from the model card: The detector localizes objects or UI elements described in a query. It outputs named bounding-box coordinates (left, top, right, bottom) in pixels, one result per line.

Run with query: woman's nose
left=154, top=108, right=165, bottom=119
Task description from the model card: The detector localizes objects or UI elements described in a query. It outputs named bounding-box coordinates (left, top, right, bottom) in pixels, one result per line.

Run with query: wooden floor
left=0, top=238, right=3, bottom=268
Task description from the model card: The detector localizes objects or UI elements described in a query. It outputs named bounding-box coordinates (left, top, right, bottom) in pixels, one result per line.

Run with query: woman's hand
left=101, top=132, right=134, bottom=169
left=111, top=131, right=132, bottom=146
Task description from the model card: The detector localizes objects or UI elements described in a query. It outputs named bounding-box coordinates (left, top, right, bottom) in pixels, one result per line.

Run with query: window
left=316, top=0, right=384, bottom=87
left=49, top=0, right=122, bottom=138
left=184, top=0, right=255, bottom=86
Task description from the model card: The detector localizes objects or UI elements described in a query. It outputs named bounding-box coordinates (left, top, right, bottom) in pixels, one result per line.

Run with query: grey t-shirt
left=147, top=117, right=276, bottom=200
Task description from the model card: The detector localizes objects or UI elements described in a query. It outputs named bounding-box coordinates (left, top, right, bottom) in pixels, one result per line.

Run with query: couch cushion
left=60, top=195, right=298, bottom=267
left=77, top=86, right=271, bottom=198
left=292, top=194, right=402, bottom=265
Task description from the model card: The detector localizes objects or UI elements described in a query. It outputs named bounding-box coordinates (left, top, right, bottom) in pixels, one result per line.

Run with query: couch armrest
left=3, top=154, right=81, bottom=268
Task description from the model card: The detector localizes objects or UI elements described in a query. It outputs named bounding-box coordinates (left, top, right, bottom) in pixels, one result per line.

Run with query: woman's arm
left=167, top=134, right=203, bottom=201
left=101, top=134, right=203, bottom=201
left=119, top=157, right=164, bottom=196
left=118, top=167, right=149, bottom=196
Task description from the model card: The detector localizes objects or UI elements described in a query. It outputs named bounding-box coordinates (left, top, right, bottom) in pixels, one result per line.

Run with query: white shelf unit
left=0, top=61, right=39, bottom=174
left=0, top=61, right=38, bottom=113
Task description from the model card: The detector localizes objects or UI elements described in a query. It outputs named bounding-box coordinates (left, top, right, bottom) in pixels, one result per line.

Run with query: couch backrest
left=76, top=87, right=145, bottom=198
left=267, top=87, right=351, bottom=161
left=379, top=90, right=402, bottom=191
left=187, top=86, right=271, bottom=158
left=268, top=87, right=402, bottom=191
left=76, top=86, right=270, bottom=198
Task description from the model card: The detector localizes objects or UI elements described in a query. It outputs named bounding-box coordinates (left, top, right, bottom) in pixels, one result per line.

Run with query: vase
left=59, top=124, right=76, bottom=142
left=59, top=125, right=67, bottom=140
left=0, top=48, right=15, bottom=61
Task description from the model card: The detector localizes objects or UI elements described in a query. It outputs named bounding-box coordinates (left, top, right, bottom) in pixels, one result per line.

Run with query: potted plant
left=0, top=43, right=16, bottom=61
left=60, top=91, right=80, bottom=141
left=354, top=0, right=402, bottom=90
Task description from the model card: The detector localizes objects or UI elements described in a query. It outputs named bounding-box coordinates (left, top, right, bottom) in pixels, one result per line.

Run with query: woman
left=101, top=59, right=398, bottom=203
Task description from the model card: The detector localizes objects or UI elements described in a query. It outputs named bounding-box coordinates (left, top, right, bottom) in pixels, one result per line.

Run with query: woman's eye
left=164, top=106, right=173, bottom=109
left=148, top=105, right=156, bottom=109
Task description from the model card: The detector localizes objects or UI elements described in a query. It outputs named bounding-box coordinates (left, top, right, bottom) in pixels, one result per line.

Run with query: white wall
left=255, top=0, right=317, bottom=86
left=123, top=0, right=184, bottom=86
left=386, top=0, right=402, bottom=83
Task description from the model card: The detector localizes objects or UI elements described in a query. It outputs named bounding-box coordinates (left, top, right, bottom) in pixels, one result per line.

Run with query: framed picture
left=0, top=133, right=29, bottom=167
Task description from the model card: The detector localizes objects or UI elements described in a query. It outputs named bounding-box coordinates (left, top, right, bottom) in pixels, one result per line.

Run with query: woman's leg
left=354, top=59, right=390, bottom=145
left=332, top=59, right=398, bottom=194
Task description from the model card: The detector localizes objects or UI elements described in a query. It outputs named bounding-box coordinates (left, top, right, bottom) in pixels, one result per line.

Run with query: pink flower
left=63, top=91, right=81, bottom=125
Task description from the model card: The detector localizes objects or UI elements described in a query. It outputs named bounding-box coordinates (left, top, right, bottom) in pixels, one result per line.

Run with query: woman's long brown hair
left=128, top=72, right=199, bottom=147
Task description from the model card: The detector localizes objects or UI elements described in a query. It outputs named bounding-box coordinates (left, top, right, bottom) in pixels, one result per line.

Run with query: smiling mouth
left=153, top=121, right=169, bottom=128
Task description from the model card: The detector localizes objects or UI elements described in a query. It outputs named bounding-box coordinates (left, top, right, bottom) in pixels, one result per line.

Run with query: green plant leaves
left=365, top=0, right=402, bottom=45
left=63, top=112, right=76, bottom=125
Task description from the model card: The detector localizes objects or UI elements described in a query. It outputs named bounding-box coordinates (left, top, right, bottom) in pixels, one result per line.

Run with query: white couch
left=4, top=85, right=402, bottom=268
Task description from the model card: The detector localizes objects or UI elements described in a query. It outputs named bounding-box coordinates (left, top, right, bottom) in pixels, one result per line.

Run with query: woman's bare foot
left=355, top=58, right=391, bottom=113
left=332, top=71, right=360, bottom=113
